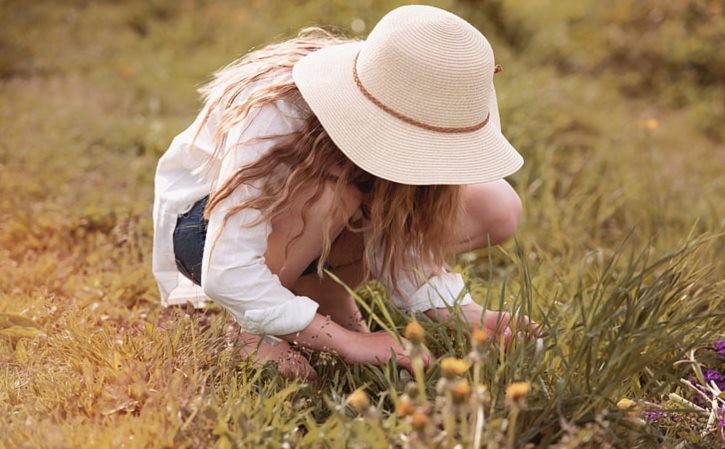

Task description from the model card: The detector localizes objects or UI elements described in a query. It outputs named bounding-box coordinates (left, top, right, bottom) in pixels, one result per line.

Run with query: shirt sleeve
left=200, top=100, right=319, bottom=336
left=364, top=232, right=474, bottom=312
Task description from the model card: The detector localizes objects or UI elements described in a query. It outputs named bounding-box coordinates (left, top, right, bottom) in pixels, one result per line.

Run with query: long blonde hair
left=195, top=27, right=462, bottom=293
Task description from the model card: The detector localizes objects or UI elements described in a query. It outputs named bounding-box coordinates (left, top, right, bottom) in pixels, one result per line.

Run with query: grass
left=0, top=0, right=723, bottom=447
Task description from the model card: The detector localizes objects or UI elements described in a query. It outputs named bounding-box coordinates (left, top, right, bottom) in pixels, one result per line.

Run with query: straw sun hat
left=292, top=4, right=523, bottom=185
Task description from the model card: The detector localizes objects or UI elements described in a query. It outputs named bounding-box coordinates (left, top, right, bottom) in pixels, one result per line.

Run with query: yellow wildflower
left=440, top=357, right=469, bottom=379
left=638, top=118, right=659, bottom=130
left=404, top=321, right=425, bottom=345
left=471, top=328, right=488, bottom=346
left=347, top=388, right=370, bottom=413
left=396, top=398, right=414, bottom=417
left=616, top=398, right=638, bottom=417
left=506, top=381, right=530, bottom=400
left=450, top=378, right=472, bottom=404
left=410, top=410, right=429, bottom=431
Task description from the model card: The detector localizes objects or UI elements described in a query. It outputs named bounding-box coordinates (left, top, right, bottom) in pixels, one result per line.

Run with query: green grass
left=1, top=0, right=723, bottom=448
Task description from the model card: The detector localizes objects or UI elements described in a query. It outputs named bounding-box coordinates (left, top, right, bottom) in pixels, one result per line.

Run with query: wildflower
left=643, top=411, right=666, bottom=422
left=702, top=368, right=725, bottom=390
left=506, top=381, right=530, bottom=400
left=711, top=340, right=725, bottom=358
left=471, top=328, right=488, bottom=346
left=616, top=398, right=638, bottom=417
left=404, top=321, right=425, bottom=345
left=440, top=357, right=469, bottom=379
left=474, top=384, right=490, bottom=402
left=405, top=382, right=420, bottom=400
left=450, top=378, right=472, bottom=404
left=410, top=410, right=429, bottom=432
left=638, top=118, right=658, bottom=130
left=397, top=397, right=414, bottom=417
left=347, top=388, right=370, bottom=413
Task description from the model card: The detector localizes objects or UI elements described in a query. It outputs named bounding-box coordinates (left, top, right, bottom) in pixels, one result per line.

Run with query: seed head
left=404, top=321, right=425, bottom=345
left=506, top=381, right=530, bottom=400
left=347, top=388, right=370, bottom=413
left=441, top=357, right=470, bottom=379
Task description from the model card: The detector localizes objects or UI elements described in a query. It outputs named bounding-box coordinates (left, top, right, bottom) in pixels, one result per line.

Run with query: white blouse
left=151, top=75, right=473, bottom=337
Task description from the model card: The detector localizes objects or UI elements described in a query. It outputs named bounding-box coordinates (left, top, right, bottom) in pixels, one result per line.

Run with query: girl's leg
left=454, top=179, right=522, bottom=253
left=452, top=179, right=528, bottom=334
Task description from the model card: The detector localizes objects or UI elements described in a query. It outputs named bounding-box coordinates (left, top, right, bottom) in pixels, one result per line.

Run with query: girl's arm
left=366, top=252, right=537, bottom=343
left=424, top=302, right=539, bottom=344
left=277, top=313, right=431, bottom=372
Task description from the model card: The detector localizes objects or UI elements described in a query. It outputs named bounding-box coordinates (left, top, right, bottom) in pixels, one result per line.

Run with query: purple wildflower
left=703, top=369, right=725, bottom=390
left=643, top=411, right=665, bottom=422
left=710, top=340, right=725, bottom=358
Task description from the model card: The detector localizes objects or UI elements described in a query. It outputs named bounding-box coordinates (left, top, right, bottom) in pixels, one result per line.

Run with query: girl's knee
left=466, top=180, right=522, bottom=246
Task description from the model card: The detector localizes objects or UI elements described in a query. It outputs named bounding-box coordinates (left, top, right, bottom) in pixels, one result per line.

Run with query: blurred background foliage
left=0, top=0, right=723, bottom=448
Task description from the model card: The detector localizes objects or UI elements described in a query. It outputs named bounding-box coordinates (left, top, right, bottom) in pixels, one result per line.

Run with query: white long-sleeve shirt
left=151, top=76, right=472, bottom=336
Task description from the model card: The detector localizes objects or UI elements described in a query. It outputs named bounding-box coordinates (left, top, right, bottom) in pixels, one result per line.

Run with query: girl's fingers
left=483, top=310, right=512, bottom=334
left=396, top=355, right=413, bottom=372
left=512, top=312, right=541, bottom=338
left=481, top=309, right=541, bottom=340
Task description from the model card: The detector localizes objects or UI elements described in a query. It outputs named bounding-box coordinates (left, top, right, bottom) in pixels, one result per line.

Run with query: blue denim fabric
left=172, top=195, right=325, bottom=287
left=173, top=195, right=209, bottom=286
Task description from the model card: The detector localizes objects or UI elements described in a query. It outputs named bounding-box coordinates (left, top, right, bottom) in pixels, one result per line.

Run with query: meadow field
left=1, top=0, right=723, bottom=447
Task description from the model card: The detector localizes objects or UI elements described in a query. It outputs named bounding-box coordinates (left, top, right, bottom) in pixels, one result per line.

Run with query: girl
left=152, top=5, right=533, bottom=381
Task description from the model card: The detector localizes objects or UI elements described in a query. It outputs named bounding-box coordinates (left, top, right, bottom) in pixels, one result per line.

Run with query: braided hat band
left=352, top=50, right=493, bottom=133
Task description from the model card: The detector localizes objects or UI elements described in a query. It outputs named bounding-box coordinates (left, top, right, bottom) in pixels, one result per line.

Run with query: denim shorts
left=172, top=195, right=326, bottom=286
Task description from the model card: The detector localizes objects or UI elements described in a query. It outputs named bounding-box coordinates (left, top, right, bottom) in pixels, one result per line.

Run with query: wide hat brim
left=292, top=41, right=523, bottom=185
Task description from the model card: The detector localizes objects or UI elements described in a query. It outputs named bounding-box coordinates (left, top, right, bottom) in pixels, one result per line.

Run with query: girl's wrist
left=335, top=327, right=361, bottom=360
left=278, top=313, right=354, bottom=357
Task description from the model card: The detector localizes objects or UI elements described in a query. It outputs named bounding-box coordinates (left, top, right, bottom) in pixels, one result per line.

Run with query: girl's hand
left=425, top=303, right=539, bottom=345
left=339, top=331, right=433, bottom=372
